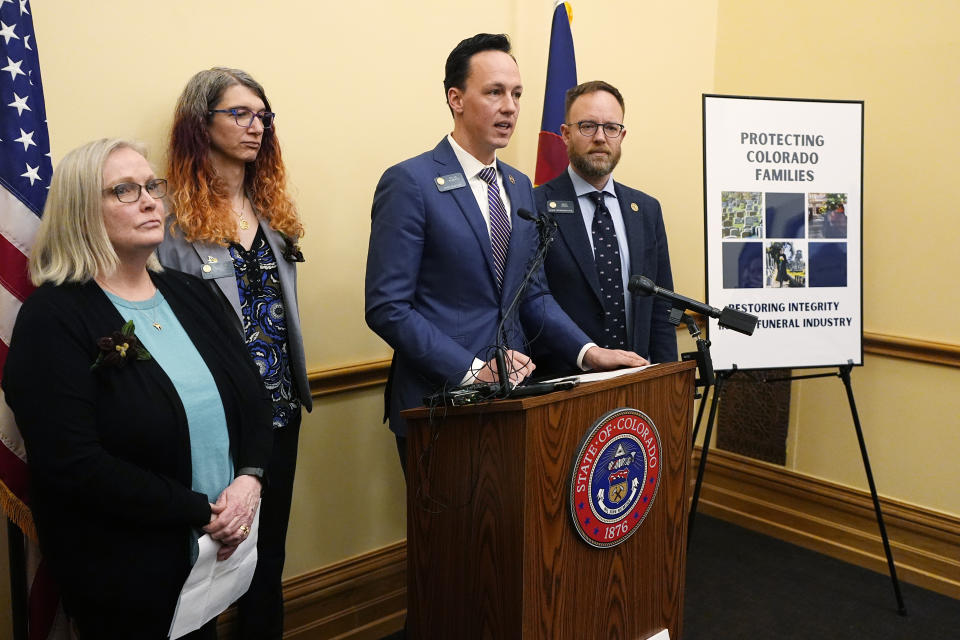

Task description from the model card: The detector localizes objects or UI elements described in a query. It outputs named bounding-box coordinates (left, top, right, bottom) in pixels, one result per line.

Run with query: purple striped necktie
left=478, top=166, right=511, bottom=290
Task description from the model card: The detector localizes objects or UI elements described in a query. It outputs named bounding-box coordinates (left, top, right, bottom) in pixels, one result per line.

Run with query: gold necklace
left=97, top=279, right=163, bottom=331
left=233, top=196, right=249, bottom=231
left=150, top=302, right=163, bottom=331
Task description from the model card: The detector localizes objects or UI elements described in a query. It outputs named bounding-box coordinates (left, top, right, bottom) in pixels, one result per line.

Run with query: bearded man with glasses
left=533, top=81, right=678, bottom=378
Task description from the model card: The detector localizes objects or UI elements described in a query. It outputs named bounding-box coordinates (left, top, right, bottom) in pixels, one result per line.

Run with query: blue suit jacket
left=533, top=171, right=678, bottom=376
left=365, top=138, right=590, bottom=436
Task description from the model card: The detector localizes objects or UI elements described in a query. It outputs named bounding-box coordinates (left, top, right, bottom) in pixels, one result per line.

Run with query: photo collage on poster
left=720, top=191, right=847, bottom=290
left=703, top=95, right=863, bottom=370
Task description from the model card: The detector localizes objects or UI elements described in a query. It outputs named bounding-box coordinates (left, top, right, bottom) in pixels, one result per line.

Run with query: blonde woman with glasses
left=3, top=138, right=272, bottom=639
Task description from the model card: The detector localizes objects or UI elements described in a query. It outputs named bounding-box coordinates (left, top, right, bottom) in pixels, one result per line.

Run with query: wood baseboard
left=217, top=541, right=407, bottom=639
left=694, top=447, right=960, bottom=599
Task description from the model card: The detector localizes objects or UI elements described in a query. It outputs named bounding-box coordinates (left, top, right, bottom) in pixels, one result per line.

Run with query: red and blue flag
left=1, top=2, right=73, bottom=637
left=534, top=1, right=577, bottom=186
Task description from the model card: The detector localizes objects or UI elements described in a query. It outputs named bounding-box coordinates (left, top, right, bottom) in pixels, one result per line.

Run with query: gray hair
left=173, top=66, right=271, bottom=130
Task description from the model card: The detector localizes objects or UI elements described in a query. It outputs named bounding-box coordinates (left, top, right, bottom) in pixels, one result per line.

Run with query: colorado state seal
left=569, top=407, right=662, bottom=548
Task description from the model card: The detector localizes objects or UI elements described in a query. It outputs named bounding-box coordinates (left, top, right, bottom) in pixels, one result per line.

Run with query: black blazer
left=2, top=269, right=272, bottom=633
left=533, top=171, right=678, bottom=376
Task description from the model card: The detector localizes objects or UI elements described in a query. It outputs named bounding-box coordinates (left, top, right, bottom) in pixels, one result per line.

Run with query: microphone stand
left=639, top=282, right=906, bottom=613
left=664, top=306, right=725, bottom=544
left=494, top=211, right=557, bottom=398
left=628, top=277, right=758, bottom=543
left=672, top=307, right=714, bottom=389
left=422, top=212, right=558, bottom=408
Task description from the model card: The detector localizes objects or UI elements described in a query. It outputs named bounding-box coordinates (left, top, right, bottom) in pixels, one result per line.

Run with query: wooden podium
left=402, top=360, right=696, bottom=640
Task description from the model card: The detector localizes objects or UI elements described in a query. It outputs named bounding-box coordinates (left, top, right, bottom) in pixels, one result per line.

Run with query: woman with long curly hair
left=158, top=67, right=311, bottom=640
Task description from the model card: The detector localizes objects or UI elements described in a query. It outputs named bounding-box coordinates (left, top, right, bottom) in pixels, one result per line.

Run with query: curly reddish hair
left=166, top=67, right=303, bottom=245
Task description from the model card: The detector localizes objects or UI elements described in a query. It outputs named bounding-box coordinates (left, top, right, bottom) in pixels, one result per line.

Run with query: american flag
left=1, top=1, right=71, bottom=638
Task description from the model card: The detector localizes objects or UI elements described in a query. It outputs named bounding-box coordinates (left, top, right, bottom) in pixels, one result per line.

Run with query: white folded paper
left=543, top=363, right=655, bottom=385
left=168, top=506, right=260, bottom=639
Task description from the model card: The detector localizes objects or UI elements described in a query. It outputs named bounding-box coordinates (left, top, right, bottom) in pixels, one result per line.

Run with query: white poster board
left=703, top=95, right=863, bottom=370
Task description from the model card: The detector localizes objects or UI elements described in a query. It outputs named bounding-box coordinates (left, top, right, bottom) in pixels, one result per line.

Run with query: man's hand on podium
left=476, top=349, right=535, bottom=386
left=582, top=346, right=649, bottom=372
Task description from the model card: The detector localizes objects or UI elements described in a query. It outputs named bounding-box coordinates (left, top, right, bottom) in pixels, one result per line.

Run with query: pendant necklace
left=145, top=295, right=163, bottom=331
left=97, top=279, right=163, bottom=331
left=234, top=196, right=250, bottom=231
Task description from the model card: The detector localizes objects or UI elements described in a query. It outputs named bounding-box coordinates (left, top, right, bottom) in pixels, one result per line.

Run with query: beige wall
left=510, top=1, right=721, bottom=295
left=790, top=357, right=960, bottom=512
left=714, top=0, right=960, bottom=338
left=1, top=1, right=958, bottom=638
left=714, top=0, right=960, bottom=515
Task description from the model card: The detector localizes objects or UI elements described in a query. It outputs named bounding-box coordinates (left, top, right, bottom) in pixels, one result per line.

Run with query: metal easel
left=685, top=356, right=907, bottom=615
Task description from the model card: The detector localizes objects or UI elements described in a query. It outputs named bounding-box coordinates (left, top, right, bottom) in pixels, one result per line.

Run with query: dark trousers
left=396, top=435, right=407, bottom=478
left=182, top=620, right=219, bottom=639
left=73, top=614, right=217, bottom=639
left=395, top=435, right=408, bottom=639
left=235, top=410, right=302, bottom=640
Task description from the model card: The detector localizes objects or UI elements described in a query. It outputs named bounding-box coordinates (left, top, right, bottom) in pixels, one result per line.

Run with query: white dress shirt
left=447, top=134, right=512, bottom=237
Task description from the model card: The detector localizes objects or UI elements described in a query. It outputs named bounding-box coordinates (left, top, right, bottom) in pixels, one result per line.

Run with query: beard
left=568, top=144, right=621, bottom=180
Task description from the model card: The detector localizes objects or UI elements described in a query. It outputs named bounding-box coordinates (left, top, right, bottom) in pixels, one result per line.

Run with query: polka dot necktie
left=588, top=191, right=628, bottom=349
left=479, top=167, right=511, bottom=291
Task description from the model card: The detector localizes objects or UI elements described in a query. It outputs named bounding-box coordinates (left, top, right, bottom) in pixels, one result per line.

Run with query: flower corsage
left=282, top=235, right=305, bottom=263
left=90, top=320, right=152, bottom=371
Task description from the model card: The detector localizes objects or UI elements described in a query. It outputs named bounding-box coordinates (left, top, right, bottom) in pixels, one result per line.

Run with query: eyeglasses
left=208, top=107, right=276, bottom=129
left=104, top=179, right=168, bottom=203
left=567, top=121, right=625, bottom=138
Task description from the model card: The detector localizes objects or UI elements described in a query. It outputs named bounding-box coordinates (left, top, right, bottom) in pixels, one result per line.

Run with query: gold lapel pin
left=207, top=256, right=218, bottom=263
left=630, top=202, right=639, bottom=212
left=508, top=175, right=516, bottom=184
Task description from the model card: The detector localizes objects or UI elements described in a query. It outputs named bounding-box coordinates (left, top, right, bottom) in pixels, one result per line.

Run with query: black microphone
left=517, top=208, right=537, bottom=222
left=628, top=275, right=758, bottom=336
left=518, top=208, right=557, bottom=234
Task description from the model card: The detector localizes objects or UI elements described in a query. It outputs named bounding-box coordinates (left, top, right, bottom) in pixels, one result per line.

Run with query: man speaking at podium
left=533, top=81, right=678, bottom=377
left=365, top=35, right=646, bottom=471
